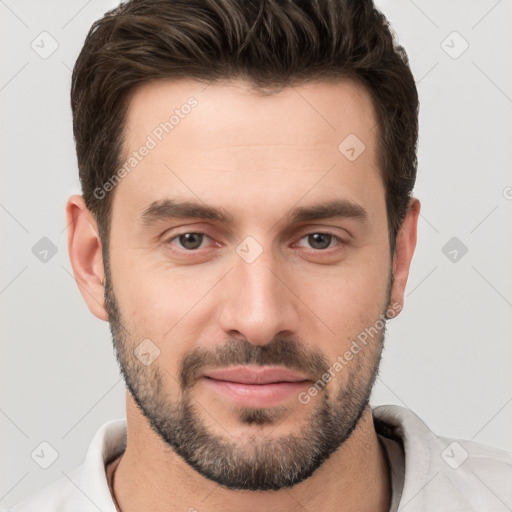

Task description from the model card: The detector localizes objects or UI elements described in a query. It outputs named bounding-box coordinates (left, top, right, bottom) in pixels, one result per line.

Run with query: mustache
left=179, top=338, right=330, bottom=389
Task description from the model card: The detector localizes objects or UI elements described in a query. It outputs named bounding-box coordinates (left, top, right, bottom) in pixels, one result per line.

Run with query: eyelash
left=163, top=231, right=346, bottom=254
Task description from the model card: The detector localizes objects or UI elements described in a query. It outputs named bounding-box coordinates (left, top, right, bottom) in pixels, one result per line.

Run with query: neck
left=112, top=394, right=391, bottom=512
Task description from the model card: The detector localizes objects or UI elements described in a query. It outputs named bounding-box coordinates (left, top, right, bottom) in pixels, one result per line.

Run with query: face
left=103, top=78, right=399, bottom=490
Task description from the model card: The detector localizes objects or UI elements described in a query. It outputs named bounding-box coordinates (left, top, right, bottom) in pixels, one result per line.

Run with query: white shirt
left=8, top=405, right=512, bottom=511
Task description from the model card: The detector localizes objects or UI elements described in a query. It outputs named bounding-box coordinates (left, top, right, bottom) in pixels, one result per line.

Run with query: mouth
left=201, top=365, right=311, bottom=408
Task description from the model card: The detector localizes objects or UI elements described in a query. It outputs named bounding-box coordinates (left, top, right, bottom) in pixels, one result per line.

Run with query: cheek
left=303, top=272, right=389, bottom=395
left=111, top=258, right=221, bottom=360
left=302, top=261, right=389, bottom=328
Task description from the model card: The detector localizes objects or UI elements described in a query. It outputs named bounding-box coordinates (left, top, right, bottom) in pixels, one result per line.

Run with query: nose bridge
left=219, top=245, right=297, bottom=345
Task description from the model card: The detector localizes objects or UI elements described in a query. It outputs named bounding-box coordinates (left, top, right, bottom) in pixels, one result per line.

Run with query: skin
left=66, top=78, right=420, bottom=511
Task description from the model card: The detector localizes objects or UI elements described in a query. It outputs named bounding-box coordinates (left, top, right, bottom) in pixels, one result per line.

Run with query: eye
left=296, top=232, right=343, bottom=251
left=163, top=231, right=345, bottom=255
left=167, top=232, right=210, bottom=251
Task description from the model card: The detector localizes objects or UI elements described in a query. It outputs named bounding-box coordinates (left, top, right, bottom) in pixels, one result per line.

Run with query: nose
left=218, top=248, right=300, bottom=346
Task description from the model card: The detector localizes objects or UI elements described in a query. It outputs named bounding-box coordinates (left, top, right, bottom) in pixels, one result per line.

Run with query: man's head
left=67, top=0, right=420, bottom=492
left=71, top=0, right=418, bottom=254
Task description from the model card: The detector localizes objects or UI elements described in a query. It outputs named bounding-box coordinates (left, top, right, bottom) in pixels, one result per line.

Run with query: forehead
left=123, top=77, right=377, bottom=152
left=114, top=77, right=381, bottom=224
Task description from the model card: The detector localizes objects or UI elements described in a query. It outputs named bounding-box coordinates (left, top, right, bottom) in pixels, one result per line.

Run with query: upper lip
left=203, top=366, right=310, bottom=385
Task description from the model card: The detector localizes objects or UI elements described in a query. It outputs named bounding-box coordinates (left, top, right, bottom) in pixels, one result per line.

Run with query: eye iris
left=308, top=233, right=332, bottom=250
left=176, top=234, right=334, bottom=251
left=179, top=233, right=203, bottom=250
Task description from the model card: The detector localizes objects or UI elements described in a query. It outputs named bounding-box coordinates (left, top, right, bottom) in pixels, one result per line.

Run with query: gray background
left=1, top=0, right=511, bottom=508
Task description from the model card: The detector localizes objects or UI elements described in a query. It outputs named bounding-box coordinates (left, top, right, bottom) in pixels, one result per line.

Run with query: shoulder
left=8, top=418, right=126, bottom=512
left=8, top=465, right=87, bottom=512
left=373, top=404, right=512, bottom=511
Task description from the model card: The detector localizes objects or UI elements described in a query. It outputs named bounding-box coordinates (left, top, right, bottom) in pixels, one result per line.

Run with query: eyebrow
left=138, top=198, right=368, bottom=227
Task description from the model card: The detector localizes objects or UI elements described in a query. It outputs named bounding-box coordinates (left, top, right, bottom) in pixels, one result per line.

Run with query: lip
left=203, top=365, right=310, bottom=384
left=201, top=366, right=311, bottom=408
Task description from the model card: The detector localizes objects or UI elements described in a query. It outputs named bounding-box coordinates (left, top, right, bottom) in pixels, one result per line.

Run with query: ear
left=65, top=195, right=108, bottom=321
left=389, top=197, right=420, bottom=315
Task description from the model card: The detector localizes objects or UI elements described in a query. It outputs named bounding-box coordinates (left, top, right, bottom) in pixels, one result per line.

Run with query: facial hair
left=103, top=258, right=391, bottom=491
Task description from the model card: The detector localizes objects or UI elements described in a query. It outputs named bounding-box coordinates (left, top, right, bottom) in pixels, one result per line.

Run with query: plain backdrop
left=1, top=0, right=511, bottom=508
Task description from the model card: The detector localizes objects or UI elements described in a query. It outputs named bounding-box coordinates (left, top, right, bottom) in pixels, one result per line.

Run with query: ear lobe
left=66, top=195, right=108, bottom=321
left=389, top=198, right=420, bottom=315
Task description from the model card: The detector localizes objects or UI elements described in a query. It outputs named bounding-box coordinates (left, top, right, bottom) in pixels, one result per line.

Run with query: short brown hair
left=71, top=0, right=418, bottom=253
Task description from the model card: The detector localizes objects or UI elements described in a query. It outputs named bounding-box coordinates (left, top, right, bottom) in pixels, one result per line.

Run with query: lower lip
left=201, top=377, right=311, bottom=408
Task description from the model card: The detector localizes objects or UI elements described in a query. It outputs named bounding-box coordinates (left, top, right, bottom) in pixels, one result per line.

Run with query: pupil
left=309, top=233, right=331, bottom=250
left=180, top=233, right=202, bottom=250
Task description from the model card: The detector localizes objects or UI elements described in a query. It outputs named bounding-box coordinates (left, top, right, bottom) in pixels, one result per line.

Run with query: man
left=10, top=0, right=511, bottom=511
